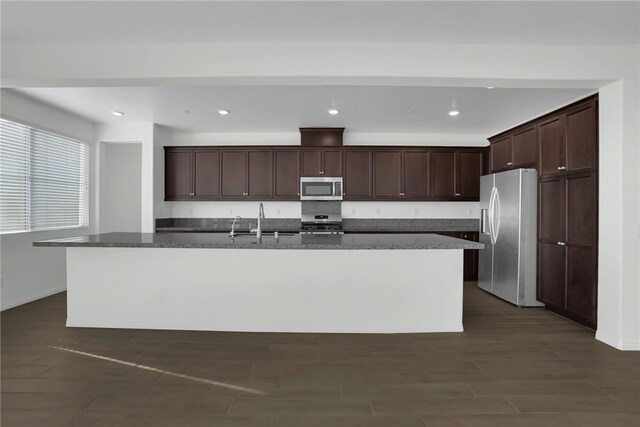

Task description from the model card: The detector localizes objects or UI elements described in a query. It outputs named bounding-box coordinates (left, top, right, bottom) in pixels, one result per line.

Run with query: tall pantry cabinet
left=489, top=95, right=598, bottom=329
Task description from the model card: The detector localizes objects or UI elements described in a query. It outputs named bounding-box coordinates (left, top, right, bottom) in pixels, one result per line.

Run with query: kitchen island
left=35, top=232, right=482, bottom=334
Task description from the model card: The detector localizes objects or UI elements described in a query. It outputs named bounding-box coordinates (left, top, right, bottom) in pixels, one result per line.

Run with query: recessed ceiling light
left=327, top=109, right=339, bottom=115
left=448, top=110, right=460, bottom=116
left=486, top=86, right=495, bottom=89
left=217, top=109, right=230, bottom=116
left=111, top=111, right=124, bottom=116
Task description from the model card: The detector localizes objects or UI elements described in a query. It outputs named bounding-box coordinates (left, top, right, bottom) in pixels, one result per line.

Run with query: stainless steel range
left=300, top=213, right=344, bottom=235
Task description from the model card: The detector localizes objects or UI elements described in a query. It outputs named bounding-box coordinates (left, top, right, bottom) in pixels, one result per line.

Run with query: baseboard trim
left=1, top=285, right=66, bottom=311
left=596, top=331, right=640, bottom=351
left=66, top=318, right=464, bottom=334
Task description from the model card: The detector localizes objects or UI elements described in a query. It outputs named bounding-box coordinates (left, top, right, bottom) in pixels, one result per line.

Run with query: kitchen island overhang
left=35, top=233, right=483, bottom=334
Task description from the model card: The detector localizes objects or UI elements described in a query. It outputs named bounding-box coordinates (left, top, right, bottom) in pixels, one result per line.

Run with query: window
left=0, top=118, right=89, bottom=233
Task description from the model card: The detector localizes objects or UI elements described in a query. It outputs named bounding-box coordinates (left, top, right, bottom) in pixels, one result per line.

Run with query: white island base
left=67, top=247, right=464, bottom=333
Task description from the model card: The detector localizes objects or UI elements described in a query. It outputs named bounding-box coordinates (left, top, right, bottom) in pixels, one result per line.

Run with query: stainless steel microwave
left=300, top=177, right=343, bottom=201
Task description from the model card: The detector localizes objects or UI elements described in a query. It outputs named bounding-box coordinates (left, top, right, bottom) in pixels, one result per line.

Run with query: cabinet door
left=566, top=245, right=596, bottom=326
left=431, top=151, right=455, bottom=199
left=512, top=126, right=538, bottom=167
left=565, top=173, right=597, bottom=326
left=301, top=149, right=322, bottom=177
left=461, top=232, right=479, bottom=281
left=402, top=150, right=429, bottom=199
left=455, top=151, right=481, bottom=200
left=490, top=136, right=513, bottom=171
left=343, top=149, right=372, bottom=199
left=537, top=241, right=565, bottom=308
left=539, top=115, right=565, bottom=176
left=247, top=149, right=273, bottom=198
left=274, top=149, right=300, bottom=199
left=373, top=150, right=402, bottom=199
left=193, top=150, right=219, bottom=199
left=323, top=149, right=343, bottom=177
left=566, top=101, right=597, bottom=173
left=220, top=150, right=246, bottom=198
left=539, top=177, right=564, bottom=242
left=165, top=150, right=192, bottom=200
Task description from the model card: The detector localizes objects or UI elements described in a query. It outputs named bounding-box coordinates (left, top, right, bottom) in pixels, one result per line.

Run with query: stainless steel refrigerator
left=478, top=168, right=542, bottom=307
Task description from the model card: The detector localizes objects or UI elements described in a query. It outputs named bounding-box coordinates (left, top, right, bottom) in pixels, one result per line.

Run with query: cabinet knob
left=455, top=193, right=461, bottom=197
left=557, top=241, right=566, bottom=246
left=558, top=166, right=566, bottom=170
left=507, top=162, right=513, bottom=166
left=400, top=192, right=405, bottom=196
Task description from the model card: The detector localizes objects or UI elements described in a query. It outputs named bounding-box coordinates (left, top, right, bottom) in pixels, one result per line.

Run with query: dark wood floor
left=1, top=283, right=639, bottom=427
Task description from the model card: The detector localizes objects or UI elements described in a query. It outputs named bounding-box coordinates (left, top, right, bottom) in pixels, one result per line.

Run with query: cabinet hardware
left=455, top=193, right=461, bottom=197
left=400, top=192, right=405, bottom=196
left=558, top=166, right=566, bottom=170
left=557, top=241, right=566, bottom=246
left=507, top=162, right=513, bottom=166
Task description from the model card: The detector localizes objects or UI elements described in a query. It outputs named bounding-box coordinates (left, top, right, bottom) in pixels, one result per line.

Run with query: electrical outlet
left=229, top=208, right=233, bottom=215
left=414, top=208, right=419, bottom=216
left=468, top=208, right=473, bottom=216
left=351, top=209, right=356, bottom=215
left=188, top=208, right=193, bottom=215
left=276, top=208, right=281, bottom=216
left=376, top=208, right=381, bottom=216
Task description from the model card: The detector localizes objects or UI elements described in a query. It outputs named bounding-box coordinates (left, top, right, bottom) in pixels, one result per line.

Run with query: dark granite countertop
left=34, top=232, right=484, bottom=250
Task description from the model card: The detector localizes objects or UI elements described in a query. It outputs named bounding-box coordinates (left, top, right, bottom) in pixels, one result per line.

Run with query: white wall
left=99, top=143, right=142, bottom=233
left=2, top=43, right=638, bottom=349
left=0, top=89, right=95, bottom=310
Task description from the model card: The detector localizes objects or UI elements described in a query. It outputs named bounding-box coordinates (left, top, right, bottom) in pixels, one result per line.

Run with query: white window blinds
left=0, top=118, right=89, bottom=233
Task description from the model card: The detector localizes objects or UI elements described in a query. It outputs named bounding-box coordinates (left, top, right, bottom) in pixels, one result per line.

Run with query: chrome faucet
left=250, top=203, right=265, bottom=239
left=230, top=216, right=242, bottom=237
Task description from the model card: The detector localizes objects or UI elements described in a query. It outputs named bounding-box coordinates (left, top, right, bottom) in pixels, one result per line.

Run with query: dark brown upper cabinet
left=343, top=148, right=372, bottom=200
left=373, top=150, right=402, bottom=199
left=455, top=151, right=482, bottom=200
left=490, top=136, right=513, bottom=172
left=373, top=149, right=430, bottom=200
left=273, top=149, right=300, bottom=199
left=565, top=100, right=597, bottom=173
left=165, top=149, right=193, bottom=200
left=165, top=148, right=219, bottom=201
left=430, top=150, right=481, bottom=201
left=402, top=150, right=430, bottom=199
left=166, top=145, right=482, bottom=202
left=539, top=99, right=597, bottom=178
left=539, top=115, right=565, bottom=177
left=220, top=149, right=273, bottom=199
left=430, top=151, right=455, bottom=200
left=512, top=125, right=538, bottom=167
left=301, top=148, right=343, bottom=177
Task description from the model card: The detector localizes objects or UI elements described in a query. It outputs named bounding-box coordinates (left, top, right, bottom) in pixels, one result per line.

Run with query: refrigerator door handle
left=493, top=188, right=501, bottom=243
left=488, top=186, right=498, bottom=244
left=481, top=209, right=489, bottom=234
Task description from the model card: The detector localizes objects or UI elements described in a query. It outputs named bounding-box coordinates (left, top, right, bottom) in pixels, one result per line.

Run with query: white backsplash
left=159, top=201, right=478, bottom=219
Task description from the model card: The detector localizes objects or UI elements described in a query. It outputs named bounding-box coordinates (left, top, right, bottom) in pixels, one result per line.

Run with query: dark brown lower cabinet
left=538, top=172, right=597, bottom=328
left=538, top=241, right=565, bottom=308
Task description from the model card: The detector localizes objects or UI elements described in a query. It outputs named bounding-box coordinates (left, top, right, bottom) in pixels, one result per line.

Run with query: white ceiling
left=2, top=1, right=638, bottom=46
left=1, top=2, right=626, bottom=135
left=14, top=86, right=593, bottom=135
